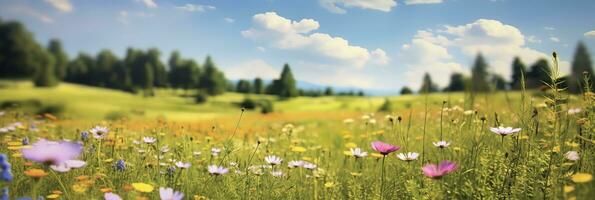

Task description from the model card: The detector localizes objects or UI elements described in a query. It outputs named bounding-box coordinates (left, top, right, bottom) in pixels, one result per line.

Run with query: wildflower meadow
left=1, top=1, right=595, bottom=199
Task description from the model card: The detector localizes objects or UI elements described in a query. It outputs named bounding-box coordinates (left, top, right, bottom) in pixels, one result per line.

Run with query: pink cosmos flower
left=371, top=141, right=400, bottom=155
left=21, top=139, right=83, bottom=165
left=422, top=161, right=457, bottom=179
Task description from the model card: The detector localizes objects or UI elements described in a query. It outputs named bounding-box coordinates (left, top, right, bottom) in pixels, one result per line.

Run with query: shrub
left=195, top=92, right=208, bottom=104
left=240, top=98, right=257, bottom=110
left=105, top=111, right=129, bottom=121
left=36, top=104, right=64, bottom=115
left=260, top=100, right=274, bottom=114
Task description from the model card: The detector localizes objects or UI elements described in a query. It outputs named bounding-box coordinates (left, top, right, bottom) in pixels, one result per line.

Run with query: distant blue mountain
left=229, top=79, right=397, bottom=96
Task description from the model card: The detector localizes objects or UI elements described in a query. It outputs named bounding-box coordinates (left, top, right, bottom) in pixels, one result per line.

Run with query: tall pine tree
left=276, top=63, right=298, bottom=98
left=510, top=57, right=527, bottom=90
left=445, top=73, right=466, bottom=92
left=471, top=53, right=491, bottom=92
left=568, top=42, right=594, bottom=93
left=419, top=73, right=438, bottom=93
left=199, top=56, right=227, bottom=95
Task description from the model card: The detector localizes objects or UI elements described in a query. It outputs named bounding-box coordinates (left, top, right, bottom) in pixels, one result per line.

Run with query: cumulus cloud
left=242, top=12, right=388, bottom=68
left=527, top=35, right=542, bottom=43
left=400, top=19, right=570, bottom=89
left=3, top=5, right=54, bottom=23
left=175, top=4, right=216, bottom=12
left=549, top=37, right=560, bottom=42
left=404, top=0, right=443, bottom=5
left=225, top=59, right=280, bottom=80
left=585, top=30, right=595, bottom=38
left=544, top=26, right=555, bottom=31
left=43, top=0, right=72, bottom=12
left=136, top=0, right=157, bottom=8
left=224, top=17, right=235, bottom=23
left=400, top=31, right=464, bottom=88
left=319, top=0, right=397, bottom=13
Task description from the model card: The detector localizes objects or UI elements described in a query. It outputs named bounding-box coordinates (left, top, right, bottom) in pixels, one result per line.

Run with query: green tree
left=568, top=42, right=594, bottom=93
left=324, top=87, right=334, bottom=96
left=526, top=59, right=551, bottom=89
left=378, top=98, right=393, bottom=112
left=199, top=56, right=227, bottom=95
left=65, top=53, right=93, bottom=84
left=94, top=49, right=119, bottom=87
left=510, top=57, right=527, bottom=90
left=491, top=74, right=507, bottom=90
left=0, top=20, right=45, bottom=78
left=253, top=78, right=264, bottom=94
left=471, top=53, right=491, bottom=92
left=445, top=73, right=466, bottom=92
left=236, top=79, right=252, bottom=93
left=169, top=51, right=200, bottom=92
left=147, top=48, right=167, bottom=87
left=47, top=39, right=68, bottom=80
left=419, top=73, right=438, bottom=93
left=400, top=86, right=413, bottom=95
left=274, top=63, right=298, bottom=98
left=33, top=51, right=59, bottom=87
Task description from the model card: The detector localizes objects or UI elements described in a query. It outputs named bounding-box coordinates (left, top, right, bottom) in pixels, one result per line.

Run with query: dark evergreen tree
left=400, top=86, right=413, bottom=95
left=65, top=53, right=93, bottom=84
left=324, top=87, right=334, bottom=96
left=236, top=79, right=252, bottom=93
left=253, top=78, right=264, bottom=94
left=33, top=51, right=58, bottom=87
left=419, top=73, right=438, bottom=93
left=568, top=42, right=594, bottom=93
left=526, top=59, right=551, bottom=89
left=199, top=56, right=227, bottom=95
left=94, top=49, right=119, bottom=87
left=491, top=74, right=507, bottom=90
left=146, top=48, right=167, bottom=87
left=510, top=57, right=527, bottom=90
left=47, top=39, right=68, bottom=80
left=0, top=20, right=45, bottom=78
left=274, top=63, right=298, bottom=98
left=445, top=73, right=466, bottom=92
left=471, top=53, right=491, bottom=92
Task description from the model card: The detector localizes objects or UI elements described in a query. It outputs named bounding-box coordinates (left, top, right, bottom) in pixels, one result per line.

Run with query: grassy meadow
left=0, top=81, right=594, bottom=199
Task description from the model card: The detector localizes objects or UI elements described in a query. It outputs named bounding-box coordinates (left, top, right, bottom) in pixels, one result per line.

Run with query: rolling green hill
left=0, top=81, right=536, bottom=121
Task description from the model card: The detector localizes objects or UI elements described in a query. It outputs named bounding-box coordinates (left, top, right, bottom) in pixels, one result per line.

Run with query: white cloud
left=404, top=0, right=443, bottom=5
left=584, top=30, right=595, bottom=38
left=242, top=12, right=388, bottom=68
left=224, top=17, right=235, bottom=23
left=544, top=26, right=555, bottom=31
left=399, top=19, right=570, bottom=89
left=371, top=49, right=390, bottom=65
left=225, top=59, right=280, bottom=80
left=256, top=46, right=266, bottom=52
left=527, top=35, right=542, bottom=43
left=136, top=0, right=157, bottom=8
left=43, top=0, right=73, bottom=12
left=117, top=11, right=129, bottom=24
left=175, top=4, right=216, bottom=12
left=319, top=0, right=397, bottom=13
left=6, top=5, right=54, bottom=23
left=399, top=31, right=464, bottom=88
left=549, top=37, right=560, bottom=42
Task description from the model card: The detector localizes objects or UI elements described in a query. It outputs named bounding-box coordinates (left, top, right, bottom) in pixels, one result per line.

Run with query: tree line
left=400, top=43, right=594, bottom=95
left=0, top=19, right=367, bottom=100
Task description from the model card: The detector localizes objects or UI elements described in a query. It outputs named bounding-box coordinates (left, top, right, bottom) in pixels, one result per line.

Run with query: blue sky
left=1, top=0, right=594, bottom=91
